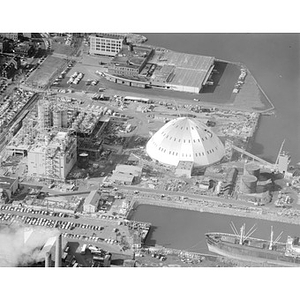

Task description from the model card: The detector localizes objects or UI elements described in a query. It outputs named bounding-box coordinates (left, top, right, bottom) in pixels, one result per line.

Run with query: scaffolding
left=45, top=146, right=60, bottom=179
left=38, top=99, right=52, bottom=131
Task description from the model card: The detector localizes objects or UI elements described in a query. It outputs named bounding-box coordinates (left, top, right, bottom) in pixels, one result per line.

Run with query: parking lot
left=0, top=204, right=140, bottom=255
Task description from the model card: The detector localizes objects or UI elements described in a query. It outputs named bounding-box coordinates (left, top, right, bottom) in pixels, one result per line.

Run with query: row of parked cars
left=62, top=232, right=105, bottom=243
left=72, top=222, right=103, bottom=231
left=0, top=205, right=69, bottom=218
left=0, top=212, right=57, bottom=227
left=0, top=80, right=9, bottom=95
left=100, top=214, right=119, bottom=221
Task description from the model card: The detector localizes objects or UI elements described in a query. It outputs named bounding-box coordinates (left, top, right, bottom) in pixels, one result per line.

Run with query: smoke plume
left=0, top=224, right=60, bottom=267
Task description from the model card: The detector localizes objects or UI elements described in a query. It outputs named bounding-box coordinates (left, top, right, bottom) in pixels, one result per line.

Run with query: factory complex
left=1, top=32, right=300, bottom=268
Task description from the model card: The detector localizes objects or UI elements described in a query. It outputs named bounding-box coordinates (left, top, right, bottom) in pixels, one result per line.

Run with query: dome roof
left=146, top=117, right=225, bottom=167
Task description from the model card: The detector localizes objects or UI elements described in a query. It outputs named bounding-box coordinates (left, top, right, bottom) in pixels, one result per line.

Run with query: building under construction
left=27, top=131, right=77, bottom=180
left=5, top=95, right=115, bottom=179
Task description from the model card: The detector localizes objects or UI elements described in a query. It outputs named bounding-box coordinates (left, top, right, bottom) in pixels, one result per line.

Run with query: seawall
left=131, top=197, right=300, bottom=226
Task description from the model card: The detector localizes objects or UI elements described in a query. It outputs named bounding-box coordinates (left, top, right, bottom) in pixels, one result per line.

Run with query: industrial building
left=146, top=117, right=225, bottom=167
left=27, top=131, right=77, bottom=180
left=83, top=190, right=100, bottom=213
left=110, top=164, right=143, bottom=185
left=25, top=193, right=82, bottom=214
left=0, top=176, right=18, bottom=200
left=89, top=34, right=125, bottom=56
left=175, top=161, right=194, bottom=178
left=38, top=99, right=70, bottom=131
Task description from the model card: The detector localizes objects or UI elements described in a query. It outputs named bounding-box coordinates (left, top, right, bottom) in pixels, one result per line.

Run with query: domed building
left=146, top=117, right=225, bottom=167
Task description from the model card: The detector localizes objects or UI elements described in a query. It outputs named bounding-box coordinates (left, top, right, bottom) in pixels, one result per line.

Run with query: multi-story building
left=0, top=38, right=9, bottom=53
left=107, top=44, right=154, bottom=77
left=89, top=34, right=125, bottom=56
left=27, top=131, right=77, bottom=180
left=83, top=190, right=100, bottom=213
left=0, top=33, right=18, bottom=41
left=0, top=56, right=20, bottom=79
left=14, top=42, right=35, bottom=57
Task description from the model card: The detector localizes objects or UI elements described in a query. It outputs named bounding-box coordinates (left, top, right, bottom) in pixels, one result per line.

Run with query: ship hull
left=206, top=233, right=300, bottom=267
left=207, top=243, right=298, bottom=267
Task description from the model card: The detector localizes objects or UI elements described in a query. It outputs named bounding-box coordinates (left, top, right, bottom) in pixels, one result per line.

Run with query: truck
left=80, top=244, right=87, bottom=254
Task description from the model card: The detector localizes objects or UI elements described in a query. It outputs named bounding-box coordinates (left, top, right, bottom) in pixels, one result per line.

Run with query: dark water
left=132, top=204, right=300, bottom=254
left=131, top=33, right=300, bottom=253
left=144, top=33, right=300, bottom=165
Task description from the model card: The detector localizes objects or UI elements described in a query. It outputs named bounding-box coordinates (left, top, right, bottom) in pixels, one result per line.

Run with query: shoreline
left=129, top=197, right=300, bottom=226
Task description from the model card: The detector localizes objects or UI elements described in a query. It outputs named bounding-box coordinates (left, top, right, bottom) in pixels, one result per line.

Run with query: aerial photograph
left=0, top=30, right=299, bottom=270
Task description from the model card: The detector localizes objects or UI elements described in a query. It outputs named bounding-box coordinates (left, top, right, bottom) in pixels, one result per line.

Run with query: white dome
left=146, top=117, right=225, bottom=167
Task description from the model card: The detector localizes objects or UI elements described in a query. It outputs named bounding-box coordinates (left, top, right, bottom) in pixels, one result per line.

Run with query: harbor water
left=132, top=204, right=300, bottom=254
left=144, top=33, right=300, bottom=165
left=131, top=34, right=300, bottom=252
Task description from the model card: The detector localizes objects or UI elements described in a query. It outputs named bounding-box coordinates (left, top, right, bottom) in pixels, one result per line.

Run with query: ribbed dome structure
left=146, top=117, right=225, bottom=167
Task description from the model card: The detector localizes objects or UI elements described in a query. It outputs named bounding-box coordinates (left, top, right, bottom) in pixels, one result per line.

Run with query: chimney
left=45, top=252, right=51, bottom=267
left=55, top=234, right=62, bottom=267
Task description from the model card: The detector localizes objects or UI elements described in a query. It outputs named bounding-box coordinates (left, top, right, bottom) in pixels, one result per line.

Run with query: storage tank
left=240, top=175, right=257, bottom=194
left=256, top=179, right=272, bottom=193
left=78, top=152, right=89, bottom=169
left=244, top=163, right=260, bottom=178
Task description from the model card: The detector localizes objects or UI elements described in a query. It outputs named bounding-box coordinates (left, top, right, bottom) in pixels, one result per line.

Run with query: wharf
left=127, top=190, right=300, bottom=226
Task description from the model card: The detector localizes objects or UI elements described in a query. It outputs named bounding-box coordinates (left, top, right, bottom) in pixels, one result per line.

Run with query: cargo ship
left=205, top=222, right=300, bottom=266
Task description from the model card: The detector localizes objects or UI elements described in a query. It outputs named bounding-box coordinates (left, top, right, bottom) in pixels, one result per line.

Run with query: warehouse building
left=150, top=51, right=215, bottom=93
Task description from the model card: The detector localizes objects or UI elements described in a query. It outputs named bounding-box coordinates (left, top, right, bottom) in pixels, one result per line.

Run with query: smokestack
left=55, top=234, right=62, bottom=267
left=45, top=252, right=51, bottom=267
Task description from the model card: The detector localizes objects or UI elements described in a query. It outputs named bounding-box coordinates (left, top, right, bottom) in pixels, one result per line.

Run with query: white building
left=89, top=34, right=124, bottom=56
left=146, top=117, right=225, bottom=167
left=83, top=190, right=100, bottom=213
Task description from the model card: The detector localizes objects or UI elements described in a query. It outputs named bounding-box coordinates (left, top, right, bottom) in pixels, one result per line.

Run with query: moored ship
left=205, top=222, right=300, bottom=267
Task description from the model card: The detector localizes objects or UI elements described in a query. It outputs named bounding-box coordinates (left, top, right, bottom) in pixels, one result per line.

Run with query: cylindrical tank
left=256, top=179, right=271, bottom=193
left=244, top=163, right=260, bottom=178
left=240, top=175, right=257, bottom=194
left=55, top=234, right=62, bottom=267
left=78, top=152, right=89, bottom=169
left=45, top=252, right=51, bottom=267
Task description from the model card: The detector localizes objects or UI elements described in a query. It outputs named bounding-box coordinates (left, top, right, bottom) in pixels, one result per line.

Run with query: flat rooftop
left=0, top=176, right=17, bottom=189
left=90, top=34, right=124, bottom=40
left=151, top=50, right=214, bottom=88
left=111, top=45, right=153, bottom=69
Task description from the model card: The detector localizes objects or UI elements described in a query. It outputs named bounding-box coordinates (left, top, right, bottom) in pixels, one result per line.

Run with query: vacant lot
left=51, top=40, right=76, bottom=56
left=27, top=56, right=66, bottom=88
